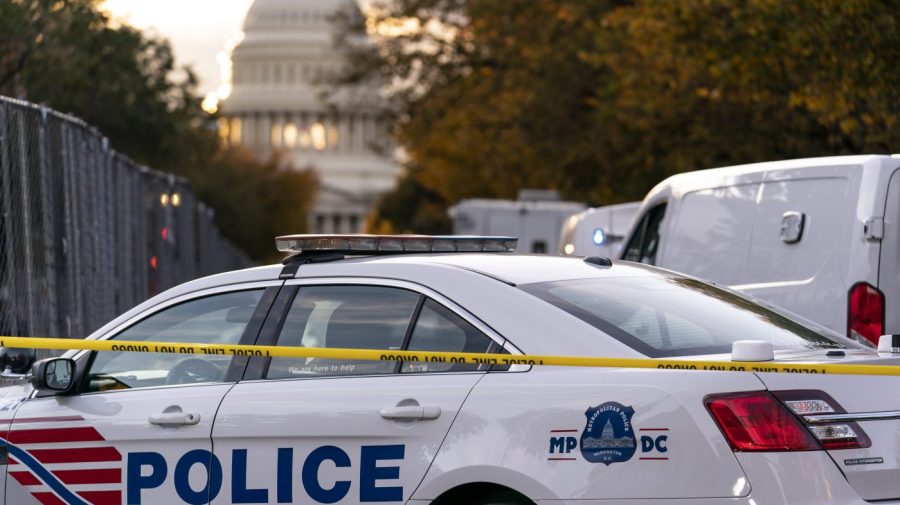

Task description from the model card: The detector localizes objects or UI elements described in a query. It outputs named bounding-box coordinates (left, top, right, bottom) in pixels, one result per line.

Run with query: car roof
left=125, top=254, right=653, bottom=305
left=86, top=254, right=652, bottom=358
left=343, top=253, right=653, bottom=285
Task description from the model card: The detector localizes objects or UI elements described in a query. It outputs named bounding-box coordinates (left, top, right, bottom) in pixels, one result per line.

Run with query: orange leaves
left=356, top=0, right=899, bottom=233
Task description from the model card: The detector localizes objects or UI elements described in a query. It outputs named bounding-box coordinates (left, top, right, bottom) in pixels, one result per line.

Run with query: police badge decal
left=580, top=402, right=637, bottom=465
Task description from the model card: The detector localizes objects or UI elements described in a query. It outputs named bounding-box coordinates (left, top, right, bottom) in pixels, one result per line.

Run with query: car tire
left=472, top=490, right=533, bottom=505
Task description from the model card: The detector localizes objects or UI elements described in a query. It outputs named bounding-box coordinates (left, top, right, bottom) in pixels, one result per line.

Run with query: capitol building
left=220, top=0, right=399, bottom=233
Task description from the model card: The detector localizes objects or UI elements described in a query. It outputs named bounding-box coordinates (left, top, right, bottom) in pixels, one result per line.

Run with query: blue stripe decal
left=0, top=437, right=90, bottom=505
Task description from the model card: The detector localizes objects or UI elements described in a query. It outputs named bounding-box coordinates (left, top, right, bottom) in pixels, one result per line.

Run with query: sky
left=100, top=0, right=255, bottom=98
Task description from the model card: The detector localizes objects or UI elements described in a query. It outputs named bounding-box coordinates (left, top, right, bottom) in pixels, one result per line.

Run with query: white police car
left=2, top=234, right=900, bottom=505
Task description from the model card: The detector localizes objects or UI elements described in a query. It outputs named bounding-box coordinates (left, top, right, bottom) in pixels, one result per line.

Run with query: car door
left=211, top=280, right=505, bottom=505
left=6, top=284, right=278, bottom=505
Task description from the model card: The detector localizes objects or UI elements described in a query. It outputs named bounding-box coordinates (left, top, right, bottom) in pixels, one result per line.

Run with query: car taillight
left=848, top=282, right=884, bottom=346
left=705, top=392, right=820, bottom=451
left=706, top=391, right=871, bottom=453
left=773, top=390, right=871, bottom=450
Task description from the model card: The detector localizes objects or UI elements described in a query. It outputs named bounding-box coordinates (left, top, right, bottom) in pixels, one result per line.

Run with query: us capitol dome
left=220, top=0, right=399, bottom=233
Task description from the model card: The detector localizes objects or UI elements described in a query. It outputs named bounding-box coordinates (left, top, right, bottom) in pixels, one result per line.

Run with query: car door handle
left=149, top=412, right=201, bottom=426
left=380, top=405, right=441, bottom=421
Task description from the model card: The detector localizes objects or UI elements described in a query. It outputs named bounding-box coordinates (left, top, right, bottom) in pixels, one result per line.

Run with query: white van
left=622, top=155, right=900, bottom=347
left=558, top=202, right=640, bottom=257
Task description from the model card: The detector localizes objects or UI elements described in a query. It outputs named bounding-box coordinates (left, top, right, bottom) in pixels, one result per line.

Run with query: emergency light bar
left=275, top=234, right=518, bottom=255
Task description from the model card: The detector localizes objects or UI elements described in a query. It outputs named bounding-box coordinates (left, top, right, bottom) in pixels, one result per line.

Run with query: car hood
left=0, top=381, right=32, bottom=411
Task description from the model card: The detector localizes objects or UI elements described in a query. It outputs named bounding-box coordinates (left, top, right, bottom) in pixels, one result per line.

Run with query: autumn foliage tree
left=336, top=0, right=899, bottom=233
left=0, top=0, right=317, bottom=261
left=188, top=148, right=317, bottom=262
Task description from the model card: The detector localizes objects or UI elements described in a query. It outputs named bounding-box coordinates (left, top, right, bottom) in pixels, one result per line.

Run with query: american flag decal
left=2, top=416, right=122, bottom=505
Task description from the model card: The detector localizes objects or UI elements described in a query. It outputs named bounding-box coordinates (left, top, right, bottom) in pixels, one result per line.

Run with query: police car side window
left=401, top=299, right=498, bottom=373
left=266, top=285, right=420, bottom=379
left=85, top=289, right=264, bottom=392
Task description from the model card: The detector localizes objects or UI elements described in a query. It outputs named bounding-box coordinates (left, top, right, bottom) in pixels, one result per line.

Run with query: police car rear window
left=521, top=275, right=852, bottom=358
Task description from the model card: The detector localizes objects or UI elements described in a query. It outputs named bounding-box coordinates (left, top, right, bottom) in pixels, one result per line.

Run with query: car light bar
left=275, top=234, right=518, bottom=255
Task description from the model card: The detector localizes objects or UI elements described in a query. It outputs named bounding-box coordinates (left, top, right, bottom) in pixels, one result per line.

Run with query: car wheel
left=471, top=490, right=533, bottom=505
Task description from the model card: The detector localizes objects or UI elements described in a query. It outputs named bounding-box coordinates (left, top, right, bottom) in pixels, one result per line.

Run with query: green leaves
left=0, top=0, right=318, bottom=261
left=337, top=0, right=900, bottom=233
left=188, top=148, right=318, bottom=263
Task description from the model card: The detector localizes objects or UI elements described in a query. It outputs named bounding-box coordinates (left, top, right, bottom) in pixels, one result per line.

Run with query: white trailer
left=448, top=190, right=585, bottom=254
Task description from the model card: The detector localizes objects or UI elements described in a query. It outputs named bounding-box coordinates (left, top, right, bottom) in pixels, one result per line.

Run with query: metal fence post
left=0, top=102, right=19, bottom=336
left=37, top=107, right=59, bottom=343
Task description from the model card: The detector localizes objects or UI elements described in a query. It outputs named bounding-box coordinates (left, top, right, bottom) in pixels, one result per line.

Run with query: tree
left=0, top=0, right=318, bottom=261
left=336, top=0, right=900, bottom=232
left=366, top=171, right=451, bottom=234
left=188, top=147, right=317, bottom=262
left=0, top=0, right=215, bottom=172
left=587, top=0, right=899, bottom=186
left=336, top=1, right=621, bottom=224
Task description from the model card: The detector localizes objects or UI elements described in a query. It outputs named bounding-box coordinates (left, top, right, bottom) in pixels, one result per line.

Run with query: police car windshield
left=521, top=275, right=856, bottom=357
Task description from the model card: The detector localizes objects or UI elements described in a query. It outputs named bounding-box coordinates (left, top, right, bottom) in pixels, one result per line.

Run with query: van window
left=521, top=274, right=857, bottom=358
left=623, top=204, right=666, bottom=264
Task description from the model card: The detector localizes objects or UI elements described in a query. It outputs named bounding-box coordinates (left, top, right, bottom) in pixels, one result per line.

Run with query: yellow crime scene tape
left=1, top=336, right=899, bottom=376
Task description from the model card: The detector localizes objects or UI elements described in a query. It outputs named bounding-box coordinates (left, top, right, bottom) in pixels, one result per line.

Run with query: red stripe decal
left=54, top=468, right=121, bottom=485
left=78, top=490, right=122, bottom=505
left=9, top=427, right=104, bottom=444
left=9, top=470, right=41, bottom=486
left=31, top=446, right=122, bottom=464
left=32, top=493, right=66, bottom=505
left=11, top=416, right=85, bottom=424
left=8, top=457, right=18, bottom=465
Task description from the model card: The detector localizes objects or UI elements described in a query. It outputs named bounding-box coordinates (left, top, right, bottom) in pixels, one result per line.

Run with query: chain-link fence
left=0, top=96, right=253, bottom=342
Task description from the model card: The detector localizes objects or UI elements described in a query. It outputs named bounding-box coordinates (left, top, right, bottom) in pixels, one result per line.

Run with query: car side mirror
left=31, top=358, right=76, bottom=393
left=0, top=347, right=37, bottom=378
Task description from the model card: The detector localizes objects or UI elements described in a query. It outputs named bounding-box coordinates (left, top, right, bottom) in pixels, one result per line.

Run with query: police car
left=2, top=234, right=900, bottom=505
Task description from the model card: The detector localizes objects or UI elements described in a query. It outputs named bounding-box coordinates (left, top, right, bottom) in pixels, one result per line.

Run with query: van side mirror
left=31, top=358, right=76, bottom=393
